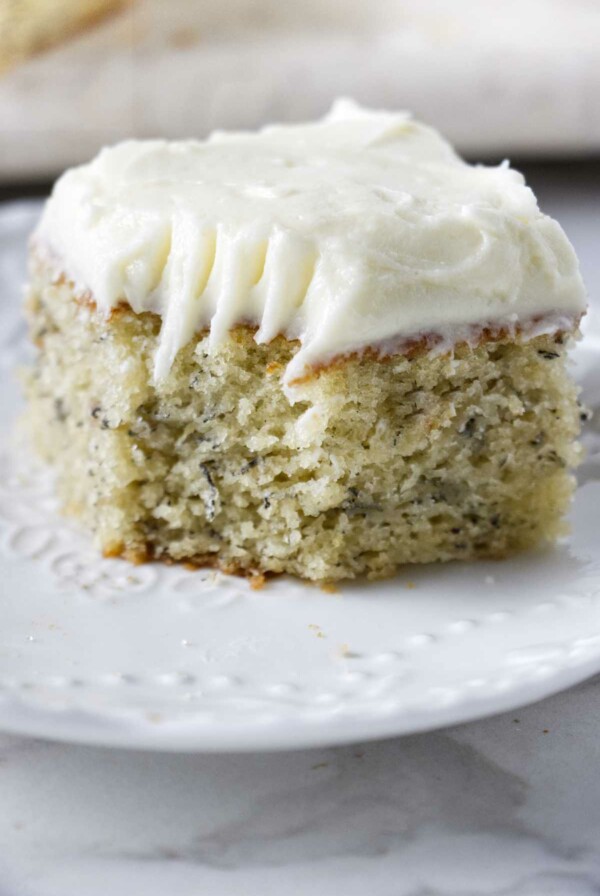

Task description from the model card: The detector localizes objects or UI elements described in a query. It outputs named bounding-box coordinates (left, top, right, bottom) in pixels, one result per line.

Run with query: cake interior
left=23, top=259, right=582, bottom=582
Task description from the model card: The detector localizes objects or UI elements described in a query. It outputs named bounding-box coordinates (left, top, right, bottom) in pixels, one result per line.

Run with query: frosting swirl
left=36, top=100, right=586, bottom=387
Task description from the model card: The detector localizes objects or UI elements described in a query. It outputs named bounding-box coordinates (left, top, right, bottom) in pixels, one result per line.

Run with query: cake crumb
left=24, top=274, right=583, bottom=583
left=103, top=543, right=125, bottom=559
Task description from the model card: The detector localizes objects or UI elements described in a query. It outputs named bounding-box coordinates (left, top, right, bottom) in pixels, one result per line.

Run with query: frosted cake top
left=36, top=100, right=586, bottom=386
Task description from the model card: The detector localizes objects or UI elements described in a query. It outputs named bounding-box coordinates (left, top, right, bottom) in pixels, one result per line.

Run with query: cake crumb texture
left=23, top=261, right=582, bottom=582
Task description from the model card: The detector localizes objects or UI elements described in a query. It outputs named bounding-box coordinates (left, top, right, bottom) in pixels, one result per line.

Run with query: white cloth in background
left=0, top=0, right=599, bottom=180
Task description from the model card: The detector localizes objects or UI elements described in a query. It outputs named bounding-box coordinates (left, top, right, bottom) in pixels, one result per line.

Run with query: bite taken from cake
left=23, top=101, right=586, bottom=582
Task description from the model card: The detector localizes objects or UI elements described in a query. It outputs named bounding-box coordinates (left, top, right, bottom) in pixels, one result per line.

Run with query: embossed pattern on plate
left=0, top=201, right=599, bottom=752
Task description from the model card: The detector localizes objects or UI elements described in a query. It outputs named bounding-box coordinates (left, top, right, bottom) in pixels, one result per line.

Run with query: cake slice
left=23, top=101, right=586, bottom=581
left=0, top=0, right=129, bottom=73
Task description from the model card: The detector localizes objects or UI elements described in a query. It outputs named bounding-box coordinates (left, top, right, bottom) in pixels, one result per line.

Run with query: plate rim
left=0, top=654, right=598, bottom=752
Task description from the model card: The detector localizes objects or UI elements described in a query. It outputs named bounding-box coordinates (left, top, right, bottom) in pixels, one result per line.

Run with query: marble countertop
left=1, top=166, right=598, bottom=896
left=1, top=676, right=600, bottom=896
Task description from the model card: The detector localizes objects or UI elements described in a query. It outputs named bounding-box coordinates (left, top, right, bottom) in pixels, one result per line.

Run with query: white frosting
left=36, top=100, right=586, bottom=387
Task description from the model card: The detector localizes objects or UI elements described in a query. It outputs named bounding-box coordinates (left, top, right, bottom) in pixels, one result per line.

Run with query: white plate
left=1, top=201, right=599, bottom=753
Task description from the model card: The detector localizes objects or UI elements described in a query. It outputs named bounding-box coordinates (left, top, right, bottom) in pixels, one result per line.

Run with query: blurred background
left=0, top=0, right=599, bottom=190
